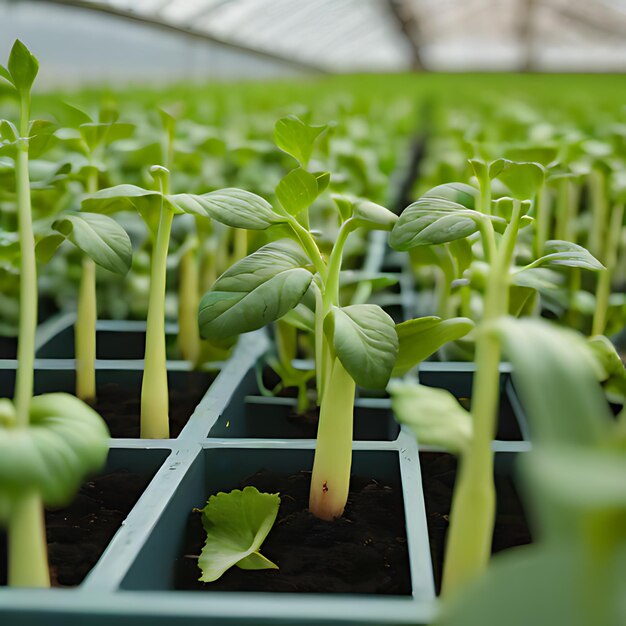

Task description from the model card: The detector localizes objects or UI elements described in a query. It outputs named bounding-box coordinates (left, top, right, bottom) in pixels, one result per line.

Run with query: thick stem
left=233, top=228, right=248, bottom=263
left=75, top=257, right=97, bottom=400
left=287, top=217, right=326, bottom=278
left=555, top=177, right=570, bottom=242
left=442, top=201, right=522, bottom=596
left=533, top=185, right=550, bottom=258
left=141, top=201, right=174, bottom=439
left=592, top=202, right=624, bottom=336
left=14, top=96, right=36, bottom=428
left=75, top=167, right=99, bottom=401
left=309, top=356, right=355, bottom=520
left=8, top=492, right=50, bottom=587
left=11, top=93, right=50, bottom=588
left=178, top=243, right=200, bottom=364
left=588, top=168, right=608, bottom=263
left=312, top=283, right=325, bottom=404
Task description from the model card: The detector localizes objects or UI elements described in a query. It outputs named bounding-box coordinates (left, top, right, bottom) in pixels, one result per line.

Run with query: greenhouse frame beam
left=30, top=0, right=328, bottom=73
left=387, top=0, right=424, bottom=70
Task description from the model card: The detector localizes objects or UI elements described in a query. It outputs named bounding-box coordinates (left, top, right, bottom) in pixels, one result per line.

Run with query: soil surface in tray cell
left=92, top=372, right=213, bottom=438
left=0, top=336, right=17, bottom=359
left=420, top=452, right=532, bottom=593
left=175, top=470, right=412, bottom=595
left=0, top=468, right=154, bottom=587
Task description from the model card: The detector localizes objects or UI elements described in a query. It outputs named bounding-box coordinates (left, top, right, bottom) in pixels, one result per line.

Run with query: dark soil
left=91, top=373, right=212, bottom=438
left=0, top=468, right=154, bottom=587
left=0, top=336, right=17, bottom=359
left=174, top=470, right=411, bottom=595
left=419, top=452, right=532, bottom=593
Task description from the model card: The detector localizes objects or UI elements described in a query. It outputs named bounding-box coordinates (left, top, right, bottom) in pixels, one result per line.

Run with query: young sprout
left=0, top=40, right=109, bottom=587
left=82, top=166, right=272, bottom=438
left=390, top=158, right=604, bottom=594
left=199, top=116, right=399, bottom=520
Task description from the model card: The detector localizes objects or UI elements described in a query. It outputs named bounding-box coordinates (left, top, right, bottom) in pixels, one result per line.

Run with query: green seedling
left=439, top=318, right=625, bottom=626
left=83, top=168, right=270, bottom=438
left=0, top=40, right=109, bottom=587
left=390, top=159, right=603, bottom=594
left=199, top=116, right=399, bottom=520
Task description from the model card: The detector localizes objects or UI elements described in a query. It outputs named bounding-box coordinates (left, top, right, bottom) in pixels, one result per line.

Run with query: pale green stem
left=479, top=175, right=492, bottom=217
left=75, top=256, right=97, bottom=400
left=10, top=91, right=51, bottom=588
left=442, top=200, right=523, bottom=597
left=309, top=357, right=355, bottom=520
left=286, top=216, right=326, bottom=278
left=75, top=167, right=99, bottom=401
left=233, top=228, right=248, bottom=263
left=141, top=192, right=174, bottom=438
left=178, top=243, right=200, bottom=364
left=592, top=202, right=624, bottom=336
left=588, top=168, right=608, bottom=263
left=555, top=177, right=570, bottom=242
left=312, top=282, right=325, bottom=405
left=14, top=95, right=36, bottom=428
left=533, top=185, right=550, bottom=258
left=8, top=492, right=50, bottom=587
left=478, top=217, right=497, bottom=265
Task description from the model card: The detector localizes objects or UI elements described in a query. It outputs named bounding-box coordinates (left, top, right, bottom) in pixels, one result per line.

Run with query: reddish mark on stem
left=322, top=481, right=328, bottom=493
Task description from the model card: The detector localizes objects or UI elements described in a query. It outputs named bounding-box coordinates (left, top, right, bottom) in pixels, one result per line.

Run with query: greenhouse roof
left=7, top=0, right=626, bottom=73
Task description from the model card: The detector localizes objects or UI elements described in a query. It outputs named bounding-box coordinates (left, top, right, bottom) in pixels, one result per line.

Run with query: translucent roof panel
left=3, top=0, right=626, bottom=75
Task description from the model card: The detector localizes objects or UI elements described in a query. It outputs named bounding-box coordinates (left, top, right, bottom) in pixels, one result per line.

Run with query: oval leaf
left=198, top=240, right=312, bottom=339
left=180, top=188, right=282, bottom=230
left=393, top=316, right=475, bottom=377
left=325, top=304, right=398, bottom=389
left=389, top=381, right=472, bottom=454
left=0, top=393, right=109, bottom=507
left=274, top=115, right=326, bottom=166
left=198, top=486, right=280, bottom=583
left=53, top=212, right=132, bottom=274
left=522, top=240, right=605, bottom=272
left=7, top=40, right=39, bottom=94
left=275, top=167, right=320, bottom=216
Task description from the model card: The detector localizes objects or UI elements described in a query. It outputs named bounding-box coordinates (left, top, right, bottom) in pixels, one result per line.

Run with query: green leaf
left=521, top=240, right=604, bottom=272
left=351, top=200, right=398, bottom=231
left=390, top=196, right=505, bottom=250
left=198, top=240, right=312, bottom=340
left=35, top=233, right=65, bottom=264
left=393, top=316, right=475, bottom=377
left=325, top=304, right=398, bottom=389
left=440, top=546, right=584, bottom=626
left=494, top=159, right=545, bottom=200
left=274, top=115, right=326, bottom=166
left=175, top=188, right=281, bottom=230
left=588, top=335, right=626, bottom=400
left=7, top=40, right=39, bottom=94
left=332, top=194, right=354, bottom=221
left=389, top=381, right=472, bottom=454
left=314, top=171, right=330, bottom=194
left=275, top=167, right=319, bottom=216
left=198, top=486, right=279, bottom=583
left=495, top=317, right=611, bottom=445
left=422, top=182, right=477, bottom=209
left=0, top=65, right=12, bottom=87
left=53, top=212, right=132, bottom=274
left=0, top=394, right=109, bottom=507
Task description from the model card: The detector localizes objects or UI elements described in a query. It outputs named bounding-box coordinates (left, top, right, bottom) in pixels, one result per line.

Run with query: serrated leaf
left=389, top=381, right=472, bottom=454
left=325, top=304, right=397, bottom=389
left=274, top=115, right=326, bottom=166
left=198, top=240, right=312, bottom=339
left=198, top=486, right=279, bottom=583
left=521, top=240, right=604, bottom=272
left=7, top=40, right=39, bottom=94
left=53, top=212, right=132, bottom=274
left=0, top=393, right=109, bottom=507
left=275, top=167, right=319, bottom=216
left=393, top=316, right=475, bottom=377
